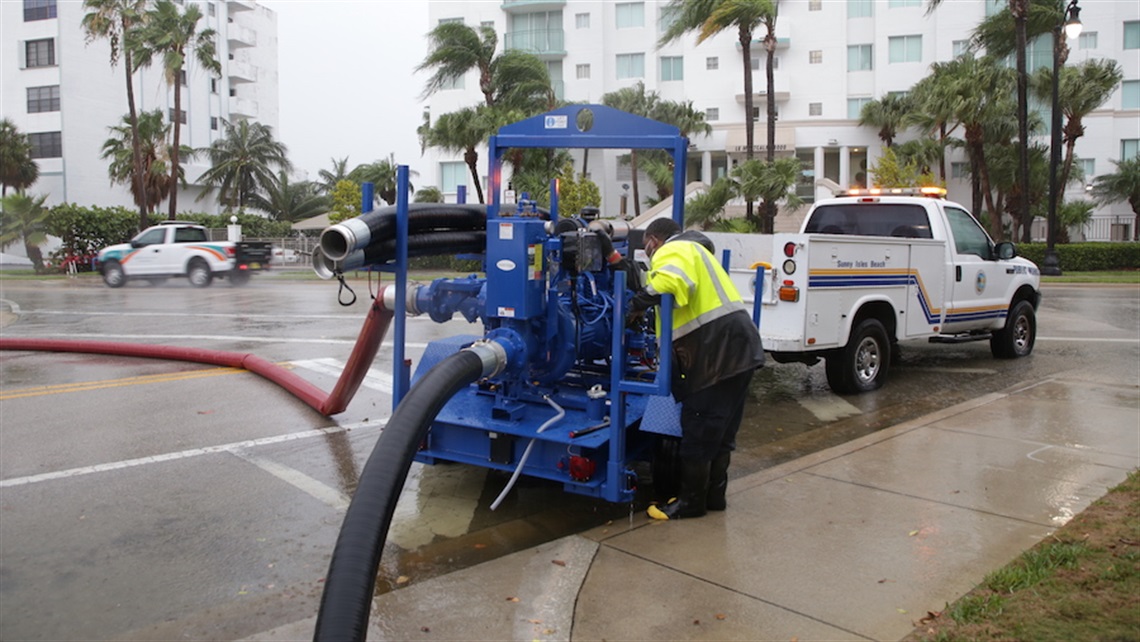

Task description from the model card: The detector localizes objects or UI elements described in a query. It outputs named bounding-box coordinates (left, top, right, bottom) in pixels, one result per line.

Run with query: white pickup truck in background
left=748, top=188, right=1041, bottom=394
left=97, top=222, right=273, bottom=288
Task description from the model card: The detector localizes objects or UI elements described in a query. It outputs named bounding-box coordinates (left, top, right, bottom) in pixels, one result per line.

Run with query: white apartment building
left=1, top=0, right=279, bottom=214
left=422, top=0, right=1139, bottom=240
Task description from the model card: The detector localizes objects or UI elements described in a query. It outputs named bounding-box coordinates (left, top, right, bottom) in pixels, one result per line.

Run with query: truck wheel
left=187, top=259, right=213, bottom=288
left=826, top=318, right=890, bottom=394
left=991, top=300, right=1036, bottom=359
left=229, top=270, right=251, bottom=287
left=102, top=260, right=126, bottom=288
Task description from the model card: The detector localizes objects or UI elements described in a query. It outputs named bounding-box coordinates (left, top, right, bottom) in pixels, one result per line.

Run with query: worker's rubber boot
left=647, top=460, right=710, bottom=520
left=706, top=452, right=731, bottom=511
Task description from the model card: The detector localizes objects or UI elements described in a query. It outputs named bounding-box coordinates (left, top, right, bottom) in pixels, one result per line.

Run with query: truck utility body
left=97, top=222, right=272, bottom=288
left=762, top=192, right=1041, bottom=393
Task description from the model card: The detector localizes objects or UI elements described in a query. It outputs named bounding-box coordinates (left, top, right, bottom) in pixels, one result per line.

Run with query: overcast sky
left=262, top=1, right=430, bottom=182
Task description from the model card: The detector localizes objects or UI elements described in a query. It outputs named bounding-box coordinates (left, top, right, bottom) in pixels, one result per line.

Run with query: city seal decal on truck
left=975, top=270, right=987, bottom=294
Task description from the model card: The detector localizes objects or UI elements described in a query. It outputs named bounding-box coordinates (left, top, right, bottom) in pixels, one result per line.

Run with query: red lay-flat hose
left=0, top=300, right=395, bottom=417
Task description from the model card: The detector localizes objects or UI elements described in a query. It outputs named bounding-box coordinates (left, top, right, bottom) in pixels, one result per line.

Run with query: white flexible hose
left=489, top=395, right=565, bottom=510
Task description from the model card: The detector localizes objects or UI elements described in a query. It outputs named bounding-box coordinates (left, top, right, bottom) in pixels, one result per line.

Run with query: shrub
left=1015, top=242, right=1140, bottom=271
left=46, top=204, right=150, bottom=257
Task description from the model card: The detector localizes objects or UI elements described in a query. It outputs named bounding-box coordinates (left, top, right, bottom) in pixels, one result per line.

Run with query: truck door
left=127, top=227, right=168, bottom=275
left=168, top=226, right=208, bottom=273
left=942, top=206, right=1009, bottom=333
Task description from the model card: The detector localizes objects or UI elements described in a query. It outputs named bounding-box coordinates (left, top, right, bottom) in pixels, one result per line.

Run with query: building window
left=809, top=0, right=822, bottom=10
left=440, top=161, right=467, bottom=193
left=24, top=0, right=56, bottom=21
left=208, top=2, right=215, bottom=17
left=660, top=56, right=683, bottom=81
left=751, top=56, right=779, bottom=70
left=706, top=56, right=718, bottom=70
left=888, top=0, right=921, bottom=7
left=575, top=12, right=589, bottom=29
left=1122, top=139, right=1139, bottom=159
left=1125, top=22, right=1140, bottom=50
left=984, top=0, right=1003, bottom=17
left=952, top=39, right=970, bottom=57
left=24, top=39, right=55, bottom=68
left=168, top=108, right=187, bottom=125
left=1123, top=80, right=1140, bottom=109
left=26, top=85, right=60, bottom=113
left=847, top=44, right=872, bottom=71
left=179, top=69, right=188, bottom=86
left=1078, top=31, right=1097, bottom=50
left=438, top=17, right=463, bottom=25
left=809, top=50, right=823, bottom=64
left=210, top=117, right=218, bottom=131
left=576, top=63, right=590, bottom=79
left=616, top=53, right=645, bottom=79
left=1079, top=158, right=1095, bottom=181
left=847, top=97, right=870, bottom=120
left=440, top=71, right=464, bottom=90
left=848, top=0, right=873, bottom=19
left=28, top=131, right=61, bottom=159
left=951, top=162, right=969, bottom=180
left=752, top=105, right=778, bottom=121
left=481, top=20, right=495, bottom=29
left=889, top=35, right=922, bottom=63
left=658, top=4, right=679, bottom=33
left=211, top=78, right=219, bottom=93
left=809, top=102, right=823, bottom=116
left=706, top=107, right=719, bottom=122
left=615, top=2, right=644, bottom=29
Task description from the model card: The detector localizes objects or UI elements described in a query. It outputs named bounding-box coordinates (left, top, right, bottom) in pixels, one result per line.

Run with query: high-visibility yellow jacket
left=645, top=231, right=765, bottom=400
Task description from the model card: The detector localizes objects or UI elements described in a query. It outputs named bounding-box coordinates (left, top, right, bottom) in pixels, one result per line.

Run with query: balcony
left=503, top=28, right=565, bottom=58
left=501, top=0, right=565, bottom=12
left=227, top=0, right=255, bottom=13
left=230, top=96, right=258, bottom=118
left=228, top=25, right=256, bottom=48
left=228, top=60, right=257, bottom=83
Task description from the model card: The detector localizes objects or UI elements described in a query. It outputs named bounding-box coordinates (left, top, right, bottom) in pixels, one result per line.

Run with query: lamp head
left=1063, top=3, right=1082, bottom=39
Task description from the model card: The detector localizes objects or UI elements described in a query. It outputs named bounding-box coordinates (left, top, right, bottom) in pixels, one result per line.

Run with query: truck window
left=134, top=228, right=166, bottom=247
left=174, top=228, right=208, bottom=243
left=805, top=204, right=933, bottom=238
left=944, top=206, right=993, bottom=259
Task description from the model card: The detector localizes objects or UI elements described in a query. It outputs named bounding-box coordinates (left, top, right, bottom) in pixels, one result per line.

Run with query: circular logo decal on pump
left=496, top=259, right=517, bottom=272
left=975, top=270, right=987, bottom=294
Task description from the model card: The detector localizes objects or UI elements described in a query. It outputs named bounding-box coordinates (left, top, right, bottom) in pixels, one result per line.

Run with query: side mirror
left=130, top=239, right=143, bottom=248
left=994, top=241, right=1017, bottom=260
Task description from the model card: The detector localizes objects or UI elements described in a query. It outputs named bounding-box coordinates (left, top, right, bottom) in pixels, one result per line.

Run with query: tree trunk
left=1013, top=0, right=1030, bottom=247
left=740, top=27, right=756, bottom=231
left=581, top=149, right=589, bottom=178
left=123, top=24, right=148, bottom=233
left=938, top=122, right=948, bottom=183
left=168, top=66, right=183, bottom=220
left=631, top=150, right=641, bottom=219
left=464, top=148, right=485, bottom=204
left=25, top=240, right=44, bottom=274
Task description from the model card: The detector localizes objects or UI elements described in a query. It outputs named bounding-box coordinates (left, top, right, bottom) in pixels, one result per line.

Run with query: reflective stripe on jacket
left=646, top=232, right=765, bottom=400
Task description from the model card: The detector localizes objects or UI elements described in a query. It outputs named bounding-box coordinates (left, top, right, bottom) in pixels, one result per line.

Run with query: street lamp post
left=1043, top=0, right=1083, bottom=276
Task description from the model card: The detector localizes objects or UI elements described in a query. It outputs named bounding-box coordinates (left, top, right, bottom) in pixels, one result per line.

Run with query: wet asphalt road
left=0, top=274, right=1137, bottom=640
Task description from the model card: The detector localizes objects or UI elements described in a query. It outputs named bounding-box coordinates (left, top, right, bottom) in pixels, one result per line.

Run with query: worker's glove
left=626, top=290, right=660, bottom=328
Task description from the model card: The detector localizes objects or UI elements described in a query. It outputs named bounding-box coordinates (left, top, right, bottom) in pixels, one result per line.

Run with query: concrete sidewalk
left=253, top=370, right=1138, bottom=641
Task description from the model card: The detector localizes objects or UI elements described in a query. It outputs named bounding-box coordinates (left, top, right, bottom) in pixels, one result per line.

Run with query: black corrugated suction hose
left=313, top=349, right=486, bottom=642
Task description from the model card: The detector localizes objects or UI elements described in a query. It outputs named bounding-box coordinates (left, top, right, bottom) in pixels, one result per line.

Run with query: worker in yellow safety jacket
left=629, top=217, right=765, bottom=520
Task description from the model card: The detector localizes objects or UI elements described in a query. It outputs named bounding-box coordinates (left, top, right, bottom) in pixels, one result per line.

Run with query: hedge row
left=1015, top=242, right=1140, bottom=271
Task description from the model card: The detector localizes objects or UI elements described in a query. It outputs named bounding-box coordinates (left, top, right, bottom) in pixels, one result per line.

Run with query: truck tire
left=102, top=260, right=126, bottom=288
left=826, top=318, right=890, bottom=394
left=229, top=270, right=251, bottom=287
left=990, top=300, right=1036, bottom=359
left=187, top=259, right=213, bottom=288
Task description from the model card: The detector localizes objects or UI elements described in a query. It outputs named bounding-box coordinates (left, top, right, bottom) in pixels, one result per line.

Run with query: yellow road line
left=0, top=366, right=245, bottom=400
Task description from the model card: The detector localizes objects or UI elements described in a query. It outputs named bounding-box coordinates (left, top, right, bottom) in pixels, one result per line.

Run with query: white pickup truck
left=756, top=188, right=1041, bottom=394
left=97, top=222, right=272, bottom=288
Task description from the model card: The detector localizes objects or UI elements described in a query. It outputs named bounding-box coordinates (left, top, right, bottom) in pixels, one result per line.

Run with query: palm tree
left=660, top=0, right=778, bottom=229
left=422, top=106, right=499, bottom=204
left=1031, top=59, right=1123, bottom=202
left=197, top=119, right=291, bottom=210
left=638, top=100, right=713, bottom=201
left=733, top=157, right=804, bottom=233
left=859, top=94, right=912, bottom=148
left=101, top=109, right=177, bottom=215
left=82, top=0, right=149, bottom=227
left=0, top=119, right=39, bottom=197
left=418, top=22, right=499, bottom=106
left=0, top=193, right=50, bottom=273
left=318, top=156, right=351, bottom=194
left=602, top=82, right=660, bottom=219
left=132, top=0, right=219, bottom=219
left=349, top=154, right=415, bottom=206
left=1090, top=157, right=1140, bottom=241
left=414, top=187, right=444, bottom=203
left=247, top=171, right=328, bottom=222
